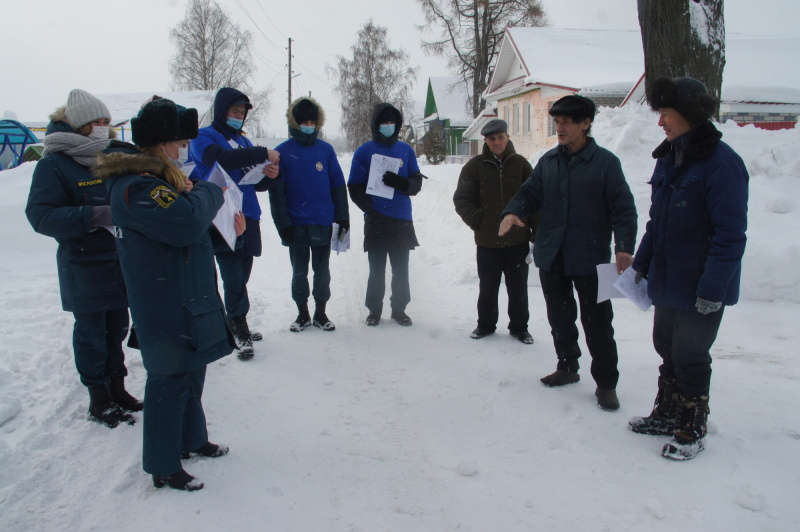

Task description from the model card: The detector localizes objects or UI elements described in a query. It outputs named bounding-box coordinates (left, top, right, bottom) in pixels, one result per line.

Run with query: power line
left=254, top=0, right=287, bottom=40
left=233, top=0, right=285, bottom=56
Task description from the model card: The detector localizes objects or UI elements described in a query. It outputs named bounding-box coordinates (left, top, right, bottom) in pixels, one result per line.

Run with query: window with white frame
left=548, top=101, right=556, bottom=136
left=524, top=102, right=531, bottom=134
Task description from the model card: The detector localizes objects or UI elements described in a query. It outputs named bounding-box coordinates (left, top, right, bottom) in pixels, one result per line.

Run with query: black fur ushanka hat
left=131, top=99, right=199, bottom=147
left=647, top=77, right=717, bottom=126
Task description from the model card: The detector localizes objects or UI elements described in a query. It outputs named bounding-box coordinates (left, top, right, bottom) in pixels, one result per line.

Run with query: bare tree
left=417, top=0, right=548, bottom=118
left=328, top=20, right=418, bottom=150
left=169, top=0, right=255, bottom=90
left=638, top=0, right=725, bottom=116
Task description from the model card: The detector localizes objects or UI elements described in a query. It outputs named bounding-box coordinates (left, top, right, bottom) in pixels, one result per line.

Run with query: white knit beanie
left=64, top=89, right=111, bottom=129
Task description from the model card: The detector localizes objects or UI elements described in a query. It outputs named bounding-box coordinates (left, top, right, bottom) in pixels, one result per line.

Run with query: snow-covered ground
left=1, top=104, right=799, bottom=531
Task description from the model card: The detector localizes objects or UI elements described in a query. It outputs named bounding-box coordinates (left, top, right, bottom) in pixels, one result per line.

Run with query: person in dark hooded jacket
left=189, top=87, right=280, bottom=360
left=347, top=103, right=425, bottom=327
left=26, top=89, right=140, bottom=429
left=628, top=77, right=749, bottom=461
left=94, top=98, right=242, bottom=492
left=269, top=97, right=349, bottom=332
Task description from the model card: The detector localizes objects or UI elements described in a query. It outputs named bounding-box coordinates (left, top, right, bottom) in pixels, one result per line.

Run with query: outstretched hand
left=498, top=214, right=526, bottom=236
left=266, top=148, right=280, bottom=165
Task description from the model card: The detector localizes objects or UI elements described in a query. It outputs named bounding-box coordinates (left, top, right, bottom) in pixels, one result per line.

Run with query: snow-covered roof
left=462, top=107, right=499, bottom=141
left=426, top=77, right=473, bottom=127
left=94, top=90, right=215, bottom=125
left=485, top=27, right=643, bottom=99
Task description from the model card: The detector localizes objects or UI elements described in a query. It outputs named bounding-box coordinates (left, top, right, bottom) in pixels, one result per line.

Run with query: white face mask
left=88, top=126, right=109, bottom=141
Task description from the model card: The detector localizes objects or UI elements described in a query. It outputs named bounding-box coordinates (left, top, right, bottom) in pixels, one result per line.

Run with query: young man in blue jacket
left=269, top=97, right=349, bottom=331
left=629, top=77, right=749, bottom=460
left=190, top=88, right=280, bottom=359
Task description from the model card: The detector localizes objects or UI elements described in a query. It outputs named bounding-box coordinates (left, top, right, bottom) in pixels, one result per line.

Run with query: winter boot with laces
left=107, top=376, right=143, bottom=412
left=662, top=394, right=709, bottom=460
left=290, top=302, right=312, bottom=332
left=230, top=316, right=254, bottom=360
left=629, top=377, right=678, bottom=435
left=88, top=385, right=135, bottom=428
left=312, top=300, right=335, bottom=331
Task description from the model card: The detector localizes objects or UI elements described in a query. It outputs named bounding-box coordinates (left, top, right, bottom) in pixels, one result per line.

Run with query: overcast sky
left=1, top=0, right=798, bottom=137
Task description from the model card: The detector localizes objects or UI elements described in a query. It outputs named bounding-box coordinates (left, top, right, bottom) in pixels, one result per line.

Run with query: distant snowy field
left=1, top=104, right=799, bottom=531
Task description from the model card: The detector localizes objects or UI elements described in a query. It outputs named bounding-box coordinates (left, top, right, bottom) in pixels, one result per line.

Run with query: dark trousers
left=288, top=245, right=332, bottom=304
left=539, top=253, right=619, bottom=389
left=366, top=248, right=410, bottom=314
left=215, top=253, right=254, bottom=319
left=71, top=309, right=129, bottom=387
left=476, top=244, right=530, bottom=332
left=142, top=366, right=208, bottom=476
left=653, top=305, right=724, bottom=398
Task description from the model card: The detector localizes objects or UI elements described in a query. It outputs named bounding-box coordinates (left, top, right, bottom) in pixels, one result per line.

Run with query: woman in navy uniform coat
left=26, top=89, right=140, bottom=428
left=94, top=98, right=241, bottom=491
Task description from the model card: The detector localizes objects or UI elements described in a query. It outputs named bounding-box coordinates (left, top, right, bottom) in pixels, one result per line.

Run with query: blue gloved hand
left=695, top=297, right=722, bottom=315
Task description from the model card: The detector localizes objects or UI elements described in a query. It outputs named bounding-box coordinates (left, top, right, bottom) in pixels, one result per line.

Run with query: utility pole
left=287, top=38, right=293, bottom=108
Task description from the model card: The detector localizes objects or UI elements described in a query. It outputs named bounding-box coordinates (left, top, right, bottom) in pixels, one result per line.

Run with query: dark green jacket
left=453, top=140, right=537, bottom=248
left=503, top=137, right=637, bottom=276
left=95, top=144, right=236, bottom=375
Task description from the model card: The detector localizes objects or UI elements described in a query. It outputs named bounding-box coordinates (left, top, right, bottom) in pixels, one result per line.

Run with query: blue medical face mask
left=300, top=125, right=316, bottom=135
left=227, top=117, right=244, bottom=130
left=379, top=124, right=395, bottom=137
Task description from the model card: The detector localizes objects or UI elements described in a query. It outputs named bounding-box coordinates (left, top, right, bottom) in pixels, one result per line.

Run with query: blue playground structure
left=0, top=119, right=39, bottom=170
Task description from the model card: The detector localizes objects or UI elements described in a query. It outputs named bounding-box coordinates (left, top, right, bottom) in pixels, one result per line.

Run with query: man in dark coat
left=347, top=103, right=425, bottom=326
left=453, top=119, right=538, bottom=344
left=629, top=77, right=749, bottom=461
left=499, top=95, right=637, bottom=410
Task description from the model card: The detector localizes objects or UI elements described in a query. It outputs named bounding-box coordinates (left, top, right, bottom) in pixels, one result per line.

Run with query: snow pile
left=1, top=111, right=799, bottom=531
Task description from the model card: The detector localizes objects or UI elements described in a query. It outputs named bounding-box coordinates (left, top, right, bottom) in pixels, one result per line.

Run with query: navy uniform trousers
left=142, top=366, right=208, bottom=476
left=71, top=309, right=129, bottom=387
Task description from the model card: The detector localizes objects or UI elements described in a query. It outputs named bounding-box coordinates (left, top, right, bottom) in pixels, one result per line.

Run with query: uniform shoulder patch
left=149, top=185, right=177, bottom=208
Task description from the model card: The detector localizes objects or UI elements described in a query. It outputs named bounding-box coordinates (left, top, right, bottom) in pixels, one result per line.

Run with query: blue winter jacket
left=633, top=123, right=749, bottom=311
left=94, top=143, right=236, bottom=375
left=269, top=137, right=349, bottom=246
left=189, top=87, right=272, bottom=221
left=26, top=117, right=127, bottom=313
left=502, top=137, right=637, bottom=276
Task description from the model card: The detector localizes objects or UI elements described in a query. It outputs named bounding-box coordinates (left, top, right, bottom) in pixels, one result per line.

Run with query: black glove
left=335, top=219, right=350, bottom=240
left=634, top=271, right=647, bottom=284
left=279, top=226, right=295, bottom=243
left=382, top=171, right=409, bottom=192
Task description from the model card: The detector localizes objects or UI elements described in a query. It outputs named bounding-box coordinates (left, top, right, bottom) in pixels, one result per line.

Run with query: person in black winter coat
left=500, top=95, right=637, bottom=411
left=189, top=87, right=281, bottom=359
left=94, top=98, right=242, bottom=491
left=25, top=89, right=141, bottom=429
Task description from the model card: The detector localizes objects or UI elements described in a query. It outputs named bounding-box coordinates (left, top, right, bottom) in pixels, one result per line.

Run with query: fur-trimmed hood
left=286, top=96, right=326, bottom=130
left=92, top=142, right=171, bottom=180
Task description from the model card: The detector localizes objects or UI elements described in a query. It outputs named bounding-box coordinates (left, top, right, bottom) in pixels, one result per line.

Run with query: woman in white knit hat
left=26, top=89, right=141, bottom=429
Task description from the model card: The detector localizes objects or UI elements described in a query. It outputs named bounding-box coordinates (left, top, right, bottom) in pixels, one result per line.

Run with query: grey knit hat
left=64, top=89, right=111, bottom=129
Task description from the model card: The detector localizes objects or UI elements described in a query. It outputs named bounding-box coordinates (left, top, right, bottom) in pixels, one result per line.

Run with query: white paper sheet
left=206, top=163, right=243, bottom=251
left=613, top=266, right=652, bottom=311
left=331, top=223, right=350, bottom=254
left=238, top=161, right=272, bottom=186
left=596, top=263, right=625, bottom=303
left=366, top=154, right=401, bottom=199
left=179, top=162, right=196, bottom=177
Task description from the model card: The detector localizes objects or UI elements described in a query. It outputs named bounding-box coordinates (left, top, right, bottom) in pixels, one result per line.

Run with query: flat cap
left=480, top=119, right=508, bottom=137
